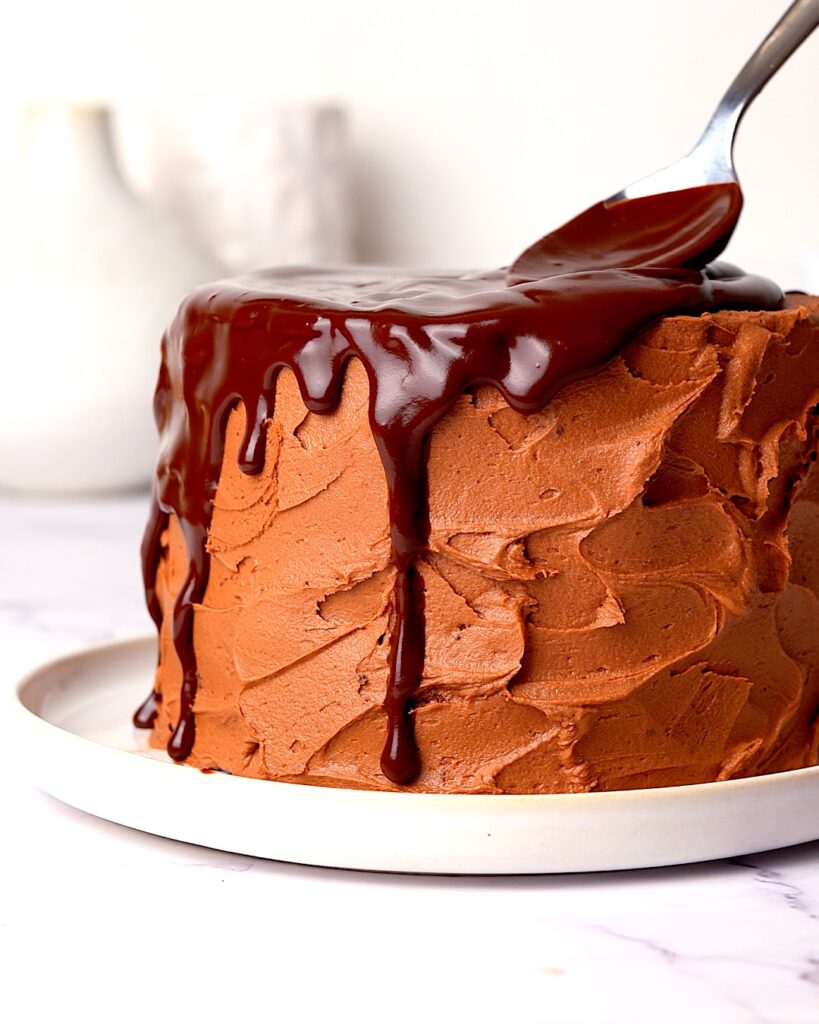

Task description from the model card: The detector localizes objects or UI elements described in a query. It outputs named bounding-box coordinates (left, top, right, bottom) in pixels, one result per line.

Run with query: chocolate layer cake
left=136, top=186, right=819, bottom=793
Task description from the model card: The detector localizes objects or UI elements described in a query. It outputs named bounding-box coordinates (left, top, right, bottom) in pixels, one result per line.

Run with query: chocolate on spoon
left=508, top=0, right=818, bottom=286
left=507, top=183, right=742, bottom=284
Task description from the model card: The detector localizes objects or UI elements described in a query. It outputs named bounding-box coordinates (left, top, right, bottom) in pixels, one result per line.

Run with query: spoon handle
left=703, top=0, right=819, bottom=150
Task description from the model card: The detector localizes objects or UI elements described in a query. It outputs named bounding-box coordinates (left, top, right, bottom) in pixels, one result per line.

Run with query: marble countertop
left=1, top=491, right=818, bottom=1024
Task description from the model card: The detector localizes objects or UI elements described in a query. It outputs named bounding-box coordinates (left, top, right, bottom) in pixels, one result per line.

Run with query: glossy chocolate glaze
left=508, top=183, right=743, bottom=283
left=136, top=185, right=780, bottom=784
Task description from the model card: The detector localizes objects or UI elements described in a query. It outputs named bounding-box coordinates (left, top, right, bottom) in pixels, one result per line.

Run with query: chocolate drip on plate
left=136, top=184, right=781, bottom=784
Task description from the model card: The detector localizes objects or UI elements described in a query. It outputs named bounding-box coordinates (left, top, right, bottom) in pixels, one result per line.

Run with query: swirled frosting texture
left=145, top=295, right=819, bottom=792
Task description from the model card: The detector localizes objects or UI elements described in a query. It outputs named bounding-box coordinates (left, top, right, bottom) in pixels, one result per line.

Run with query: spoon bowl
left=508, top=183, right=742, bottom=285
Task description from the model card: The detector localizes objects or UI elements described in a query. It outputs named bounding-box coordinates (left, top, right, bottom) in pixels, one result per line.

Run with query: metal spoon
left=509, top=0, right=818, bottom=284
left=611, top=0, right=818, bottom=202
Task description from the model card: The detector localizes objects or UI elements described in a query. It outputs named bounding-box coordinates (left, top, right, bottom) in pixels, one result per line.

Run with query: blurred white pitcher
left=118, top=101, right=352, bottom=274
left=0, top=104, right=219, bottom=493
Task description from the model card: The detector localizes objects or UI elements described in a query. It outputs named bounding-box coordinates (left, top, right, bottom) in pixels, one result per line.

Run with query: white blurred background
left=0, top=0, right=816, bottom=488
left=2, top=0, right=816, bottom=273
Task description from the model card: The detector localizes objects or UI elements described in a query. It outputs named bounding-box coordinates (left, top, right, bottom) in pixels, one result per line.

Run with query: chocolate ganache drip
left=136, top=183, right=781, bottom=785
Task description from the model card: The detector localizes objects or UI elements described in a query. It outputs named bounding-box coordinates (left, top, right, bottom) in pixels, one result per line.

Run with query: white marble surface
left=1, top=492, right=819, bottom=1024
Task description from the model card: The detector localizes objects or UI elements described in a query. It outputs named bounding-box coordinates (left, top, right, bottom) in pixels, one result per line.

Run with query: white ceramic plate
left=11, top=636, right=819, bottom=874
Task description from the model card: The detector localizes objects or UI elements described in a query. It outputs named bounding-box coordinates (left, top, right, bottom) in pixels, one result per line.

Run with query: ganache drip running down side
left=135, top=183, right=782, bottom=785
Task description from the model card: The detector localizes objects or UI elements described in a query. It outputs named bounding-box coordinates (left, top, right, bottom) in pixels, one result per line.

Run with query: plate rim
left=12, top=632, right=819, bottom=810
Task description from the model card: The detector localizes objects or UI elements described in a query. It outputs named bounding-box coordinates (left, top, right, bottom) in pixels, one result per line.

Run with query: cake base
left=15, top=636, right=819, bottom=874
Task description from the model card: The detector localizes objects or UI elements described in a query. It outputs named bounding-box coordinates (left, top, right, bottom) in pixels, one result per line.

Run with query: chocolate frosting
left=137, top=183, right=817, bottom=791
left=143, top=298, right=819, bottom=791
